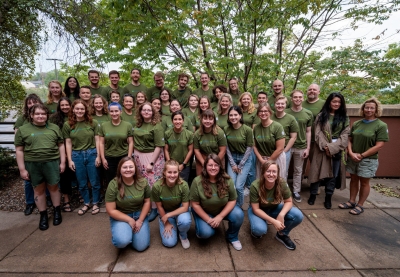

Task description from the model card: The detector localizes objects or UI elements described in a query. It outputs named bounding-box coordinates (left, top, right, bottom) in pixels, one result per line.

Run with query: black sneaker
left=251, top=232, right=262, bottom=239
left=24, top=204, right=36, bottom=216
left=275, top=232, right=296, bottom=250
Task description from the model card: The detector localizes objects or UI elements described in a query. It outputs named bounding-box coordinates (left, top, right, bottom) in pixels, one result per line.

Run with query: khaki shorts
left=346, top=158, right=379, bottom=178
left=25, top=160, right=60, bottom=188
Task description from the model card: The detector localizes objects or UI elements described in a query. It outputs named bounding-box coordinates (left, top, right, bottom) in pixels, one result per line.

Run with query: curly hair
left=212, top=84, right=228, bottom=96
left=50, top=97, right=71, bottom=129
left=135, top=102, right=161, bottom=127
left=23, top=94, right=42, bottom=120
left=201, top=154, right=230, bottom=199
left=47, top=80, right=66, bottom=104
left=217, top=93, right=233, bottom=115
left=90, top=94, right=109, bottom=115
left=29, top=103, right=49, bottom=123
left=161, top=160, right=184, bottom=187
left=360, top=97, right=383, bottom=118
left=258, top=161, right=284, bottom=205
left=68, top=99, right=93, bottom=130
left=239, top=92, right=256, bottom=114
left=63, top=77, right=80, bottom=100
left=115, top=157, right=145, bottom=199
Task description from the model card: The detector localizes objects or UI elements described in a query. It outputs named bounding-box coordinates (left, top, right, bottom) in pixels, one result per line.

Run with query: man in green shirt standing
left=285, top=90, right=313, bottom=203
left=123, top=68, right=148, bottom=99
left=88, top=69, right=105, bottom=98
left=193, top=72, right=214, bottom=101
left=147, top=71, right=173, bottom=102
left=172, top=73, right=192, bottom=109
left=102, top=70, right=125, bottom=102
left=268, top=79, right=291, bottom=111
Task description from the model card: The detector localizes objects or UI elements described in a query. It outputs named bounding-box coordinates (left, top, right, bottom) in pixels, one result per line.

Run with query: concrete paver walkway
left=0, top=179, right=399, bottom=276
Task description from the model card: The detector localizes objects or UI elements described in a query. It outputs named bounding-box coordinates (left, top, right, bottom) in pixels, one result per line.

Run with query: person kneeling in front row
left=248, top=161, right=303, bottom=250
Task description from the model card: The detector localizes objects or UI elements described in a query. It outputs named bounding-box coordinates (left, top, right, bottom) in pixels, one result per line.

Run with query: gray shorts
left=346, top=158, right=379, bottom=178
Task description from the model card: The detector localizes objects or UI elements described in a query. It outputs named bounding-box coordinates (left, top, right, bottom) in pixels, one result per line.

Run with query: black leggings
left=104, top=155, right=126, bottom=186
left=310, top=155, right=341, bottom=195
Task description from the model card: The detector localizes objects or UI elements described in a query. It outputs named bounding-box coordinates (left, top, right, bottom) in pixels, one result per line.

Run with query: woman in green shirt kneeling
left=190, top=154, right=244, bottom=251
left=248, top=161, right=303, bottom=250
left=152, top=160, right=192, bottom=249
left=106, top=157, right=151, bottom=251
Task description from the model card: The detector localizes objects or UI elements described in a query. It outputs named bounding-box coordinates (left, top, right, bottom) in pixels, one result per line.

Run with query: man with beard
left=103, top=70, right=124, bottom=102
left=172, top=73, right=192, bottom=108
left=268, top=79, right=291, bottom=111
left=194, top=72, right=214, bottom=102
left=88, top=70, right=105, bottom=98
left=123, top=68, right=148, bottom=99
left=147, top=71, right=173, bottom=101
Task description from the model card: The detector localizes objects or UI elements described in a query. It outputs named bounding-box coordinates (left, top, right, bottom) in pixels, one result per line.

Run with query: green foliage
left=0, top=147, right=17, bottom=180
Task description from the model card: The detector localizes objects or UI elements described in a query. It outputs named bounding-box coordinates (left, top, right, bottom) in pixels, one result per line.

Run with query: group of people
left=14, top=69, right=389, bottom=252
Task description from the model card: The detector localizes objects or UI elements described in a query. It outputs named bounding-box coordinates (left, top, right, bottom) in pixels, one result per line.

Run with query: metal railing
left=0, top=121, right=15, bottom=145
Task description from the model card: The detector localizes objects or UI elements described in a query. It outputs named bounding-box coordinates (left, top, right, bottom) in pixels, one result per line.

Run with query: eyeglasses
left=259, top=110, right=269, bottom=114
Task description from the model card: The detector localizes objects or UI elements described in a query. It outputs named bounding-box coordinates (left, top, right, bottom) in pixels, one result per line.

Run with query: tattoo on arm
left=34, top=196, right=38, bottom=202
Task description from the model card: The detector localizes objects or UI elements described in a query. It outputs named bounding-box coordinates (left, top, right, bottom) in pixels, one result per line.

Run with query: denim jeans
left=109, top=211, right=150, bottom=251
left=248, top=204, right=303, bottom=236
left=227, top=152, right=253, bottom=207
left=158, top=211, right=192, bottom=247
left=192, top=206, right=244, bottom=242
left=72, top=148, right=100, bottom=205
left=284, top=150, right=292, bottom=180
left=245, top=151, right=256, bottom=188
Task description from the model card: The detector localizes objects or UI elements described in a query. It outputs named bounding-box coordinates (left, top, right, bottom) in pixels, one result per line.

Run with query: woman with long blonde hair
left=45, top=80, right=66, bottom=114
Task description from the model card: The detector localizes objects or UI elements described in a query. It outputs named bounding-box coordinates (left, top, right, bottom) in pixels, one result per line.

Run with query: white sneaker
left=231, top=240, right=242, bottom=251
left=179, top=236, right=190, bottom=249
left=244, top=187, right=250, bottom=196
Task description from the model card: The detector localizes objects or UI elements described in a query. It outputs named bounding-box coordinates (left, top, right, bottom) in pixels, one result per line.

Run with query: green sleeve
left=98, top=124, right=105, bottom=137
left=227, top=178, right=237, bottom=201
left=93, top=120, right=99, bottom=135
left=181, top=181, right=190, bottom=202
left=190, top=177, right=200, bottom=202
left=193, top=131, right=200, bottom=149
left=275, top=123, right=285, bottom=140
left=281, top=180, right=292, bottom=200
left=105, top=180, right=118, bottom=203
left=153, top=123, right=165, bottom=147
left=217, top=128, right=227, bottom=147
left=14, top=129, right=23, bottom=146
left=62, top=122, right=71, bottom=139
left=186, top=117, right=193, bottom=131
left=249, top=181, right=260, bottom=203
left=376, top=121, right=389, bottom=142
left=127, top=122, right=133, bottom=137
left=151, top=180, right=162, bottom=202
left=188, top=131, right=194, bottom=145
left=144, top=183, right=151, bottom=199
left=245, top=126, right=254, bottom=146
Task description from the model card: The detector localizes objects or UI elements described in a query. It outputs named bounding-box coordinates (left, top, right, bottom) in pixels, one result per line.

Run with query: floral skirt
left=134, top=149, right=165, bottom=187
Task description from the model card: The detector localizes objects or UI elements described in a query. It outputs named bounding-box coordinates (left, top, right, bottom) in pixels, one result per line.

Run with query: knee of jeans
left=112, top=235, right=132, bottom=249
left=230, top=207, right=244, bottom=224
left=177, top=217, right=192, bottom=229
left=162, top=237, right=178, bottom=248
left=133, top=241, right=150, bottom=252
left=196, top=225, right=214, bottom=239
left=286, top=208, right=304, bottom=222
left=252, top=224, right=267, bottom=237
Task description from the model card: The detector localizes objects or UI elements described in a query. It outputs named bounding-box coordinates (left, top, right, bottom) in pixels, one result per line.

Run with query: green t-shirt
left=161, top=115, right=193, bottom=132
left=253, top=121, right=285, bottom=157
left=193, top=87, right=214, bottom=102
left=133, top=122, right=165, bottom=152
left=90, top=86, right=106, bottom=98
left=329, top=115, right=350, bottom=139
left=62, top=120, right=99, bottom=151
left=105, top=178, right=150, bottom=214
left=242, top=110, right=260, bottom=128
left=216, top=113, right=229, bottom=130
left=92, top=114, right=111, bottom=127
left=285, top=108, right=313, bottom=149
left=102, top=86, right=124, bottom=102
left=271, top=113, right=299, bottom=147
left=190, top=176, right=237, bottom=216
left=224, top=124, right=254, bottom=154
left=14, top=123, right=63, bottom=162
left=171, top=87, right=193, bottom=109
left=193, top=128, right=227, bottom=155
left=268, top=94, right=291, bottom=112
left=44, top=102, right=58, bottom=114
left=349, top=119, right=389, bottom=159
left=165, top=128, right=194, bottom=164
left=121, top=110, right=136, bottom=127
left=14, top=115, right=29, bottom=129
left=147, top=86, right=173, bottom=102
left=182, top=108, right=198, bottom=126
left=229, top=93, right=240, bottom=106
left=123, top=83, right=148, bottom=99
left=151, top=179, right=190, bottom=211
left=162, top=105, right=171, bottom=116
left=303, top=99, right=325, bottom=142
left=99, top=121, right=133, bottom=157
left=250, top=179, right=291, bottom=210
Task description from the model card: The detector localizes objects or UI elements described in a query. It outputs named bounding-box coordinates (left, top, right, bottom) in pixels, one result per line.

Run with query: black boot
left=307, top=194, right=316, bottom=205
left=39, top=210, right=49, bottom=231
left=53, top=206, right=62, bottom=226
left=324, top=194, right=332, bottom=209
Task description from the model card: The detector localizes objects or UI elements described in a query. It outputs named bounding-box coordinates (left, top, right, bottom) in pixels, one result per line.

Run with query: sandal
left=349, top=204, right=364, bottom=215
left=79, top=195, right=84, bottom=204
left=338, top=200, right=356, bottom=209
left=78, top=204, right=91, bottom=216
left=91, top=205, right=100, bottom=215
left=62, top=202, right=72, bottom=212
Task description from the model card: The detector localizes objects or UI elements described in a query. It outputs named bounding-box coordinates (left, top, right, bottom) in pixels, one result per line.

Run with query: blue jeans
left=227, top=152, right=253, bottom=207
left=110, top=211, right=150, bottom=251
left=285, top=150, right=292, bottom=179
left=158, top=211, right=192, bottom=247
left=248, top=204, right=303, bottom=236
left=192, top=206, right=244, bottom=242
left=72, top=148, right=100, bottom=205
left=245, top=151, right=256, bottom=188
